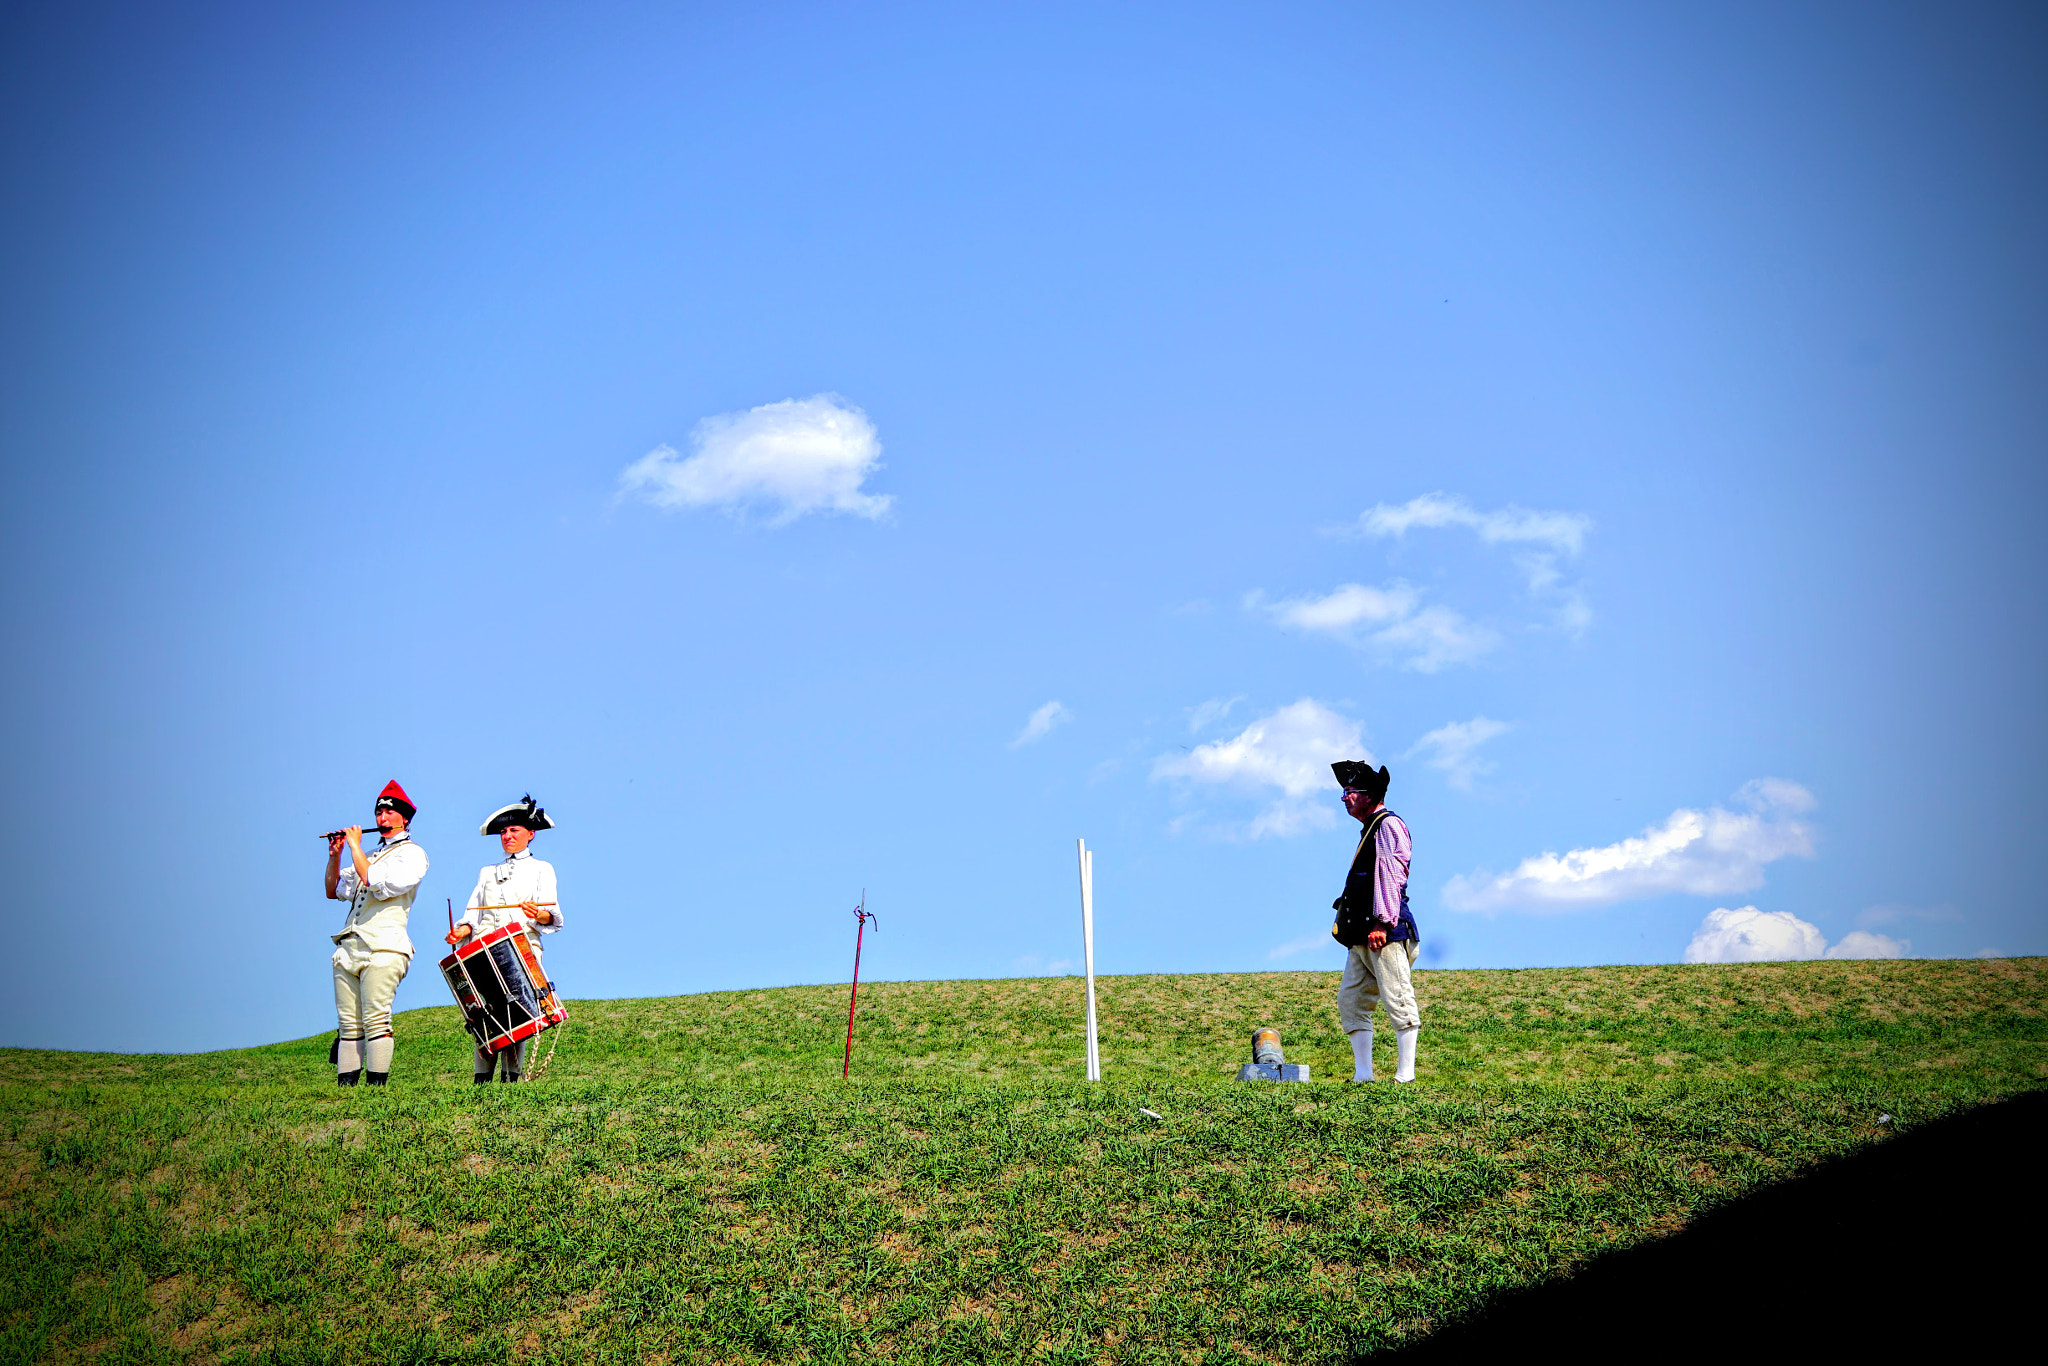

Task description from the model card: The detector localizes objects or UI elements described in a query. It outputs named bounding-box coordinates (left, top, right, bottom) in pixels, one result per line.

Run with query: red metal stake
left=842, top=893, right=876, bottom=1079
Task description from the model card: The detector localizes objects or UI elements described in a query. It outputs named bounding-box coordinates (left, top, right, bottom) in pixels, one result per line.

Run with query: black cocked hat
left=1331, top=761, right=1389, bottom=801
left=481, top=794, right=554, bottom=836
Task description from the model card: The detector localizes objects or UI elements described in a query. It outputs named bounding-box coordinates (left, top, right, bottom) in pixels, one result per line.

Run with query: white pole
left=1079, top=838, right=1100, bottom=1081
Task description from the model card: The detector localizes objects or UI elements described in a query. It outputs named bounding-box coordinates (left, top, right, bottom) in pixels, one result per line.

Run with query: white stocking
left=335, top=1037, right=362, bottom=1074
left=1349, top=1024, right=1374, bottom=1081
left=1394, top=1027, right=1418, bottom=1083
left=364, top=1035, right=394, bottom=1074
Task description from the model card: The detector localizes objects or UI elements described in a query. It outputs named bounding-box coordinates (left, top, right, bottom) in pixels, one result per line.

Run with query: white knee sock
left=336, top=1037, right=362, bottom=1073
left=364, top=1035, right=394, bottom=1074
left=1394, top=1026, right=1418, bottom=1083
left=1349, top=1025, right=1374, bottom=1081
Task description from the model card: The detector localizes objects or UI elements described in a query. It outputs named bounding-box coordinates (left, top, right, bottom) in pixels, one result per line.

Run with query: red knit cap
left=374, top=780, right=416, bottom=820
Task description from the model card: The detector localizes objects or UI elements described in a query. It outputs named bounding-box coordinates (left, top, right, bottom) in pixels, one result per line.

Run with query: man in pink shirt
left=1329, top=761, right=1421, bottom=1083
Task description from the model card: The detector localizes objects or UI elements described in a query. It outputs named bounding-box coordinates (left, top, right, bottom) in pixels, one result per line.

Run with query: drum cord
left=521, top=1014, right=565, bottom=1084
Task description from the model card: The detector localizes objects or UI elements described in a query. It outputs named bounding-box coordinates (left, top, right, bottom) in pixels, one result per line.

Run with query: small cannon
left=1235, top=1026, right=1310, bottom=1083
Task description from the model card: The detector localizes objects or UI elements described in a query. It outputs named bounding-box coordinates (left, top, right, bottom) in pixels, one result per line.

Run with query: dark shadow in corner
left=1375, top=1088, right=2047, bottom=1360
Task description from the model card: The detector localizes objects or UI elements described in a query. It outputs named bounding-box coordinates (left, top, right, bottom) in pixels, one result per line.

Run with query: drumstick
left=447, top=898, right=455, bottom=936
left=468, top=902, right=559, bottom=910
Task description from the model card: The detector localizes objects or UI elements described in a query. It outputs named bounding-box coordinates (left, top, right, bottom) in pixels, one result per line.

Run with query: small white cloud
left=1186, top=696, right=1246, bottom=734
left=1009, top=700, right=1072, bottom=748
left=1340, top=494, right=1595, bottom=636
left=1267, top=582, right=1417, bottom=633
left=1512, top=552, right=1594, bottom=636
left=1857, top=902, right=1961, bottom=929
left=1683, top=906, right=1828, bottom=963
left=1824, top=930, right=1910, bottom=960
left=1406, top=717, right=1513, bottom=792
left=1153, top=698, right=1367, bottom=838
left=1268, top=931, right=1343, bottom=960
left=1974, top=948, right=2007, bottom=959
left=1258, top=582, right=1499, bottom=672
left=1350, top=493, right=1592, bottom=555
left=1368, top=605, right=1500, bottom=672
left=1551, top=590, right=1594, bottom=638
left=1445, top=780, right=1816, bottom=912
left=617, top=394, right=890, bottom=525
left=1735, top=777, right=1816, bottom=813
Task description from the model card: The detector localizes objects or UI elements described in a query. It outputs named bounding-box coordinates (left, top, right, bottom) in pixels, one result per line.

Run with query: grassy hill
left=4, top=958, right=2043, bottom=1364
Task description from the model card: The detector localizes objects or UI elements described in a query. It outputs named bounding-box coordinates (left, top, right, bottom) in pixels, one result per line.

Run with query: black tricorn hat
left=481, top=794, right=554, bottom=836
left=1331, top=761, right=1389, bottom=800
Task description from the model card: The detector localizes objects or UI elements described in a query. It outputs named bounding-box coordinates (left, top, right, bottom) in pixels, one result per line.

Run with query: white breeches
left=1337, top=939, right=1421, bottom=1034
left=332, top=941, right=410, bottom=1039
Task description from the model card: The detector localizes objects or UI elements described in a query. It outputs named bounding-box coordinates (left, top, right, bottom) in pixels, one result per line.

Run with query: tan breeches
left=333, top=947, right=409, bottom=1039
left=1337, top=938, right=1421, bottom=1034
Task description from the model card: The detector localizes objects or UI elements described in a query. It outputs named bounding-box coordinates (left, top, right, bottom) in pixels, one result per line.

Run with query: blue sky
left=2, top=2, right=2042, bottom=1052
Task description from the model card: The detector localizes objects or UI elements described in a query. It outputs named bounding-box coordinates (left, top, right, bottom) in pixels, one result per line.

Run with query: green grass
left=4, top=958, right=2043, bottom=1364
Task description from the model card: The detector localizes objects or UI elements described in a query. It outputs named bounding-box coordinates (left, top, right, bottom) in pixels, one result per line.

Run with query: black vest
left=1330, top=809, right=1416, bottom=949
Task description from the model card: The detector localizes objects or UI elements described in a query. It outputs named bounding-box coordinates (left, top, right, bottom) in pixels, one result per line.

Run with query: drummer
left=446, top=795, right=561, bottom=1083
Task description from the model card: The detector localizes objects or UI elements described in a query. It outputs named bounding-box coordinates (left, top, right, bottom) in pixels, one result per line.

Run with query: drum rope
left=521, top=1014, right=566, bottom=1084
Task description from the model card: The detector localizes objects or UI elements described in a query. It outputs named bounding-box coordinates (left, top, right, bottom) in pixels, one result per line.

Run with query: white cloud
left=1010, top=700, right=1072, bottom=748
left=1186, top=696, right=1245, bottom=733
left=1857, top=902, right=1961, bottom=930
left=1152, top=698, right=1367, bottom=838
left=1406, top=717, right=1514, bottom=792
left=1444, top=780, right=1816, bottom=912
left=1683, top=907, right=1828, bottom=963
left=1269, top=931, right=1343, bottom=960
left=1682, top=908, right=1911, bottom=963
left=1267, top=582, right=1417, bottom=632
left=1339, top=494, right=1595, bottom=636
left=1348, top=493, right=1593, bottom=555
left=1824, top=930, right=1910, bottom=960
left=617, top=394, right=890, bottom=524
left=1257, top=582, right=1499, bottom=672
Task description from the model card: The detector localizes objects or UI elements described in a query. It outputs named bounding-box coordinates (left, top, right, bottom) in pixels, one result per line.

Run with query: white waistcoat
left=332, top=835, right=429, bottom=960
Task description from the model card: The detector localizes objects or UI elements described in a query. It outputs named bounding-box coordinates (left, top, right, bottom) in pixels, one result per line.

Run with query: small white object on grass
left=1877, top=1113, right=1892, bottom=1125
left=1139, top=1108, right=1163, bottom=1121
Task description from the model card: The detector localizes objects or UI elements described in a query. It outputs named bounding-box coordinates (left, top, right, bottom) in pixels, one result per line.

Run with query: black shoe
left=337, top=1070, right=362, bottom=1087
left=473, top=1074, right=494, bottom=1086
left=364, top=1072, right=388, bottom=1086
left=499, top=1071, right=521, bottom=1084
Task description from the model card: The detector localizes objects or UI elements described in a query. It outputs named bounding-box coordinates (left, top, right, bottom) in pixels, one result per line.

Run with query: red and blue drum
left=439, top=922, right=567, bottom=1053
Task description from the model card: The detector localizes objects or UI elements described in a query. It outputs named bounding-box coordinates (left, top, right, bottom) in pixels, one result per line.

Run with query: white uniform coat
left=332, top=833, right=429, bottom=960
left=458, top=849, right=561, bottom=945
